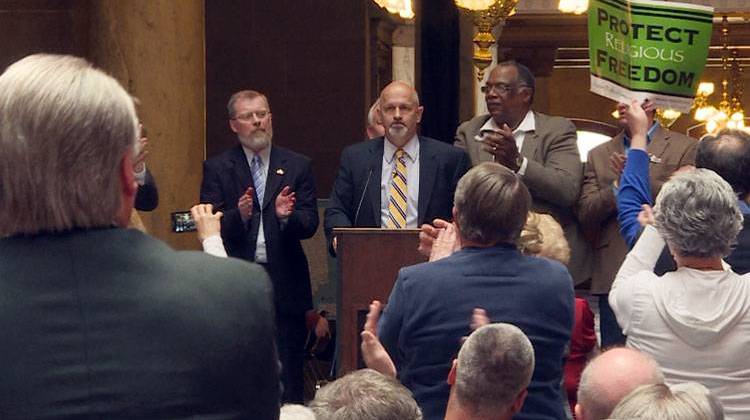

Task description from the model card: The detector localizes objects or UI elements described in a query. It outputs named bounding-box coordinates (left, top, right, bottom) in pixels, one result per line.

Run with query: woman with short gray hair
left=609, top=382, right=724, bottom=420
left=609, top=167, right=750, bottom=418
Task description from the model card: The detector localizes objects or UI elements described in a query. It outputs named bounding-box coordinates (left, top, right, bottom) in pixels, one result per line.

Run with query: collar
left=480, top=110, right=535, bottom=134
left=739, top=199, right=750, bottom=215
left=623, top=122, right=659, bottom=147
left=241, top=143, right=272, bottom=165
left=384, top=135, right=419, bottom=163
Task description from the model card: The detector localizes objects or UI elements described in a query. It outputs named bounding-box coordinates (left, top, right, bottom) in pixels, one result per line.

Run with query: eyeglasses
left=480, top=83, right=528, bottom=95
left=232, top=110, right=270, bottom=121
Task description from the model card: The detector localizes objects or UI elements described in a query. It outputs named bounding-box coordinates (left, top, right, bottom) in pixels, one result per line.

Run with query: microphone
left=353, top=167, right=374, bottom=226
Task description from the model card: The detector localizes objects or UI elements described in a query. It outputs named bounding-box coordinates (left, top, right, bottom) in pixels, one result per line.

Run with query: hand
left=637, top=204, right=655, bottom=227
left=360, top=300, right=397, bottom=378
left=624, top=99, right=650, bottom=144
left=190, top=203, right=223, bottom=241
left=430, top=221, right=460, bottom=262
left=470, top=308, right=490, bottom=331
left=481, top=125, right=521, bottom=171
left=314, top=315, right=330, bottom=339
left=133, top=124, right=148, bottom=173
left=275, top=186, right=296, bottom=218
left=418, top=218, right=452, bottom=257
left=238, top=187, right=254, bottom=223
left=609, top=152, right=627, bottom=177
left=332, top=236, right=338, bottom=253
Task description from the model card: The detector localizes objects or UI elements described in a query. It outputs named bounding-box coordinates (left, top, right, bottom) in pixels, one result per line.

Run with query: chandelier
left=558, top=0, right=589, bottom=15
left=693, top=16, right=746, bottom=134
left=372, top=0, right=414, bottom=19
left=455, top=0, right=519, bottom=81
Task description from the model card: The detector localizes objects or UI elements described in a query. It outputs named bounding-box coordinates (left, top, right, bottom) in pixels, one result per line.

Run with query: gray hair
left=655, top=168, right=744, bottom=258
left=454, top=323, right=534, bottom=417
left=227, top=89, right=269, bottom=118
left=454, top=162, right=531, bottom=246
left=610, top=382, right=724, bottom=420
left=280, top=404, right=317, bottom=420
left=309, top=368, right=422, bottom=420
left=0, top=54, right=138, bottom=236
left=577, top=347, right=664, bottom=420
left=367, top=99, right=380, bottom=127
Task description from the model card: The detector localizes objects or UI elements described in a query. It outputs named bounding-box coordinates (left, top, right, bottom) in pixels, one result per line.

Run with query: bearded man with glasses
left=454, top=60, right=587, bottom=285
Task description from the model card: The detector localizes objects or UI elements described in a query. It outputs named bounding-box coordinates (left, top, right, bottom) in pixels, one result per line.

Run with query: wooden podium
left=334, top=228, right=427, bottom=374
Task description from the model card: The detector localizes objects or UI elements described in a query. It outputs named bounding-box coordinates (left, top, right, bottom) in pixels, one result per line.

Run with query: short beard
left=387, top=124, right=409, bottom=144
left=239, top=130, right=271, bottom=151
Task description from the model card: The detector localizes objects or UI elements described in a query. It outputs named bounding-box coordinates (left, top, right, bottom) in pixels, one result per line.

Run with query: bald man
left=576, top=347, right=664, bottom=420
left=325, top=81, right=469, bottom=252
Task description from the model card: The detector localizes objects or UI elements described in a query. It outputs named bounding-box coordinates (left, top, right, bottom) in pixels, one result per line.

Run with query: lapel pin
left=649, top=154, right=662, bottom=163
left=276, top=168, right=285, bottom=175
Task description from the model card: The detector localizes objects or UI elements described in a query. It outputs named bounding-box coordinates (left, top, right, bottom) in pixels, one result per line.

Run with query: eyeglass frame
left=480, top=82, right=529, bottom=95
left=231, top=110, right=271, bottom=122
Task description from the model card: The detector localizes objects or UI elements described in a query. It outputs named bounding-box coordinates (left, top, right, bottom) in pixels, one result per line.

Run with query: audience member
left=577, top=100, right=696, bottom=347
left=324, top=81, right=469, bottom=253
left=280, top=404, right=318, bottom=420
left=374, top=162, right=574, bottom=419
left=309, top=368, right=422, bottom=420
left=0, top=54, right=279, bottom=418
left=454, top=60, right=588, bottom=284
left=366, top=99, right=385, bottom=139
left=200, top=89, right=319, bottom=402
left=609, top=382, right=724, bottom=420
left=133, top=124, right=160, bottom=211
left=610, top=107, right=749, bottom=419
left=575, top=347, right=664, bottom=420
left=444, top=323, right=535, bottom=420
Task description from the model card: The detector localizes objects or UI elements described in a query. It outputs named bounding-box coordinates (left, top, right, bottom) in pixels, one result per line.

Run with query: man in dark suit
left=454, top=61, right=588, bottom=284
left=375, top=162, right=574, bottom=420
left=0, top=54, right=279, bottom=419
left=200, top=89, right=319, bottom=403
left=324, top=81, right=469, bottom=252
left=577, top=101, right=696, bottom=347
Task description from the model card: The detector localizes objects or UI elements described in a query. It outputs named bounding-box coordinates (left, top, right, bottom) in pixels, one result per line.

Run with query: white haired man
left=0, top=54, right=279, bottom=418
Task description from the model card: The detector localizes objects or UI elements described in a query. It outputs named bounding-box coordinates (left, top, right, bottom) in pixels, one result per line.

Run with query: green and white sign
left=588, top=0, right=713, bottom=112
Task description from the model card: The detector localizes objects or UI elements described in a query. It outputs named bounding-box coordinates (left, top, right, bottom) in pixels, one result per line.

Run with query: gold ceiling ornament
left=558, top=0, right=589, bottom=15
left=693, top=16, right=746, bottom=134
left=455, top=0, right=519, bottom=81
left=372, top=0, right=414, bottom=19
left=654, top=109, right=682, bottom=128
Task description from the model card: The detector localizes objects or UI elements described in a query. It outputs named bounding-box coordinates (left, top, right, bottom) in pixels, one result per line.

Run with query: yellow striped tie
left=387, top=148, right=408, bottom=229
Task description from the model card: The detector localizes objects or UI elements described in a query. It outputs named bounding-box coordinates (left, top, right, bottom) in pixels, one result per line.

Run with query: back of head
left=576, top=347, right=664, bottom=420
left=519, top=212, right=571, bottom=265
left=609, top=382, right=724, bottom=420
left=454, top=323, right=535, bottom=417
left=655, top=168, right=743, bottom=259
left=696, top=129, right=750, bottom=200
left=0, top=54, right=138, bottom=236
left=309, top=368, right=422, bottom=420
left=454, top=162, right=531, bottom=246
left=280, top=404, right=317, bottom=420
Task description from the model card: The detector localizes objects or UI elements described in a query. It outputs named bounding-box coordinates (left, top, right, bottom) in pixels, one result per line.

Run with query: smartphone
left=171, top=211, right=196, bottom=233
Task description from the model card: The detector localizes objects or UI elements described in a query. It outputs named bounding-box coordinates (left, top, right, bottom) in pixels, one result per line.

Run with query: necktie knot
left=395, top=148, right=406, bottom=161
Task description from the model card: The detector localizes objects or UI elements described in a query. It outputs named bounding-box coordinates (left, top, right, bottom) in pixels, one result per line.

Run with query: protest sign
left=588, top=0, right=713, bottom=112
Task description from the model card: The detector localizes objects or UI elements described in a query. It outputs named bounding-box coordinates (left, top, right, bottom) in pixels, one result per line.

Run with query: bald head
left=576, top=348, right=664, bottom=420
left=377, top=81, right=423, bottom=147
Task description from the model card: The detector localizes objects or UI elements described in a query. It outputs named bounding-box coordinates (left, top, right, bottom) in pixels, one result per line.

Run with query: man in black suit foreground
left=324, top=81, right=469, bottom=253
left=0, top=54, right=279, bottom=418
left=200, top=89, right=319, bottom=403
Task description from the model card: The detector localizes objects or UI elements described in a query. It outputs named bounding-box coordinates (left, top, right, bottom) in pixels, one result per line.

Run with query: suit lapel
left=646, top=125, right=670, bottom=160
left=229, top=145, right=253, bottom=201
left=262, top=146, right=286, bottom=212
left=519, top=112, right=542, bottom=161
left=368, top=139, right=385, bottom=224
left=418, top=137, right=437, bottom=223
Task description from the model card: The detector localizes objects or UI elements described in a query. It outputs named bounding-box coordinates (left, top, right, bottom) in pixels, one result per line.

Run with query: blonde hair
left=0, top=54, right=138, bottom=236
left=518, top=212, right=570, bottom=265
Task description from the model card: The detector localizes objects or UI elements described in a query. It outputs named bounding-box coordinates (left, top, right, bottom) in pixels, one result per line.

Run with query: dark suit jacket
left=134, top=168, right=158, bottom=211
left=323, top=136, right=469, bottom=251
left=577, top=126, right=696, bottom=294
left=378, top=245, right=574, bottom=420
left=0, top=228, right=279, bottom=419
left=455, top=112, right=590, bottom=284
left=200, top=144, right=319, bottom=315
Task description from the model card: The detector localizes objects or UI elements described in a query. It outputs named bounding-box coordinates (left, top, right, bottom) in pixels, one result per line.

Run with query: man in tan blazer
left=577, top=101, right=696, bottom=346
left=455, top=60, right=587, bottom=283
